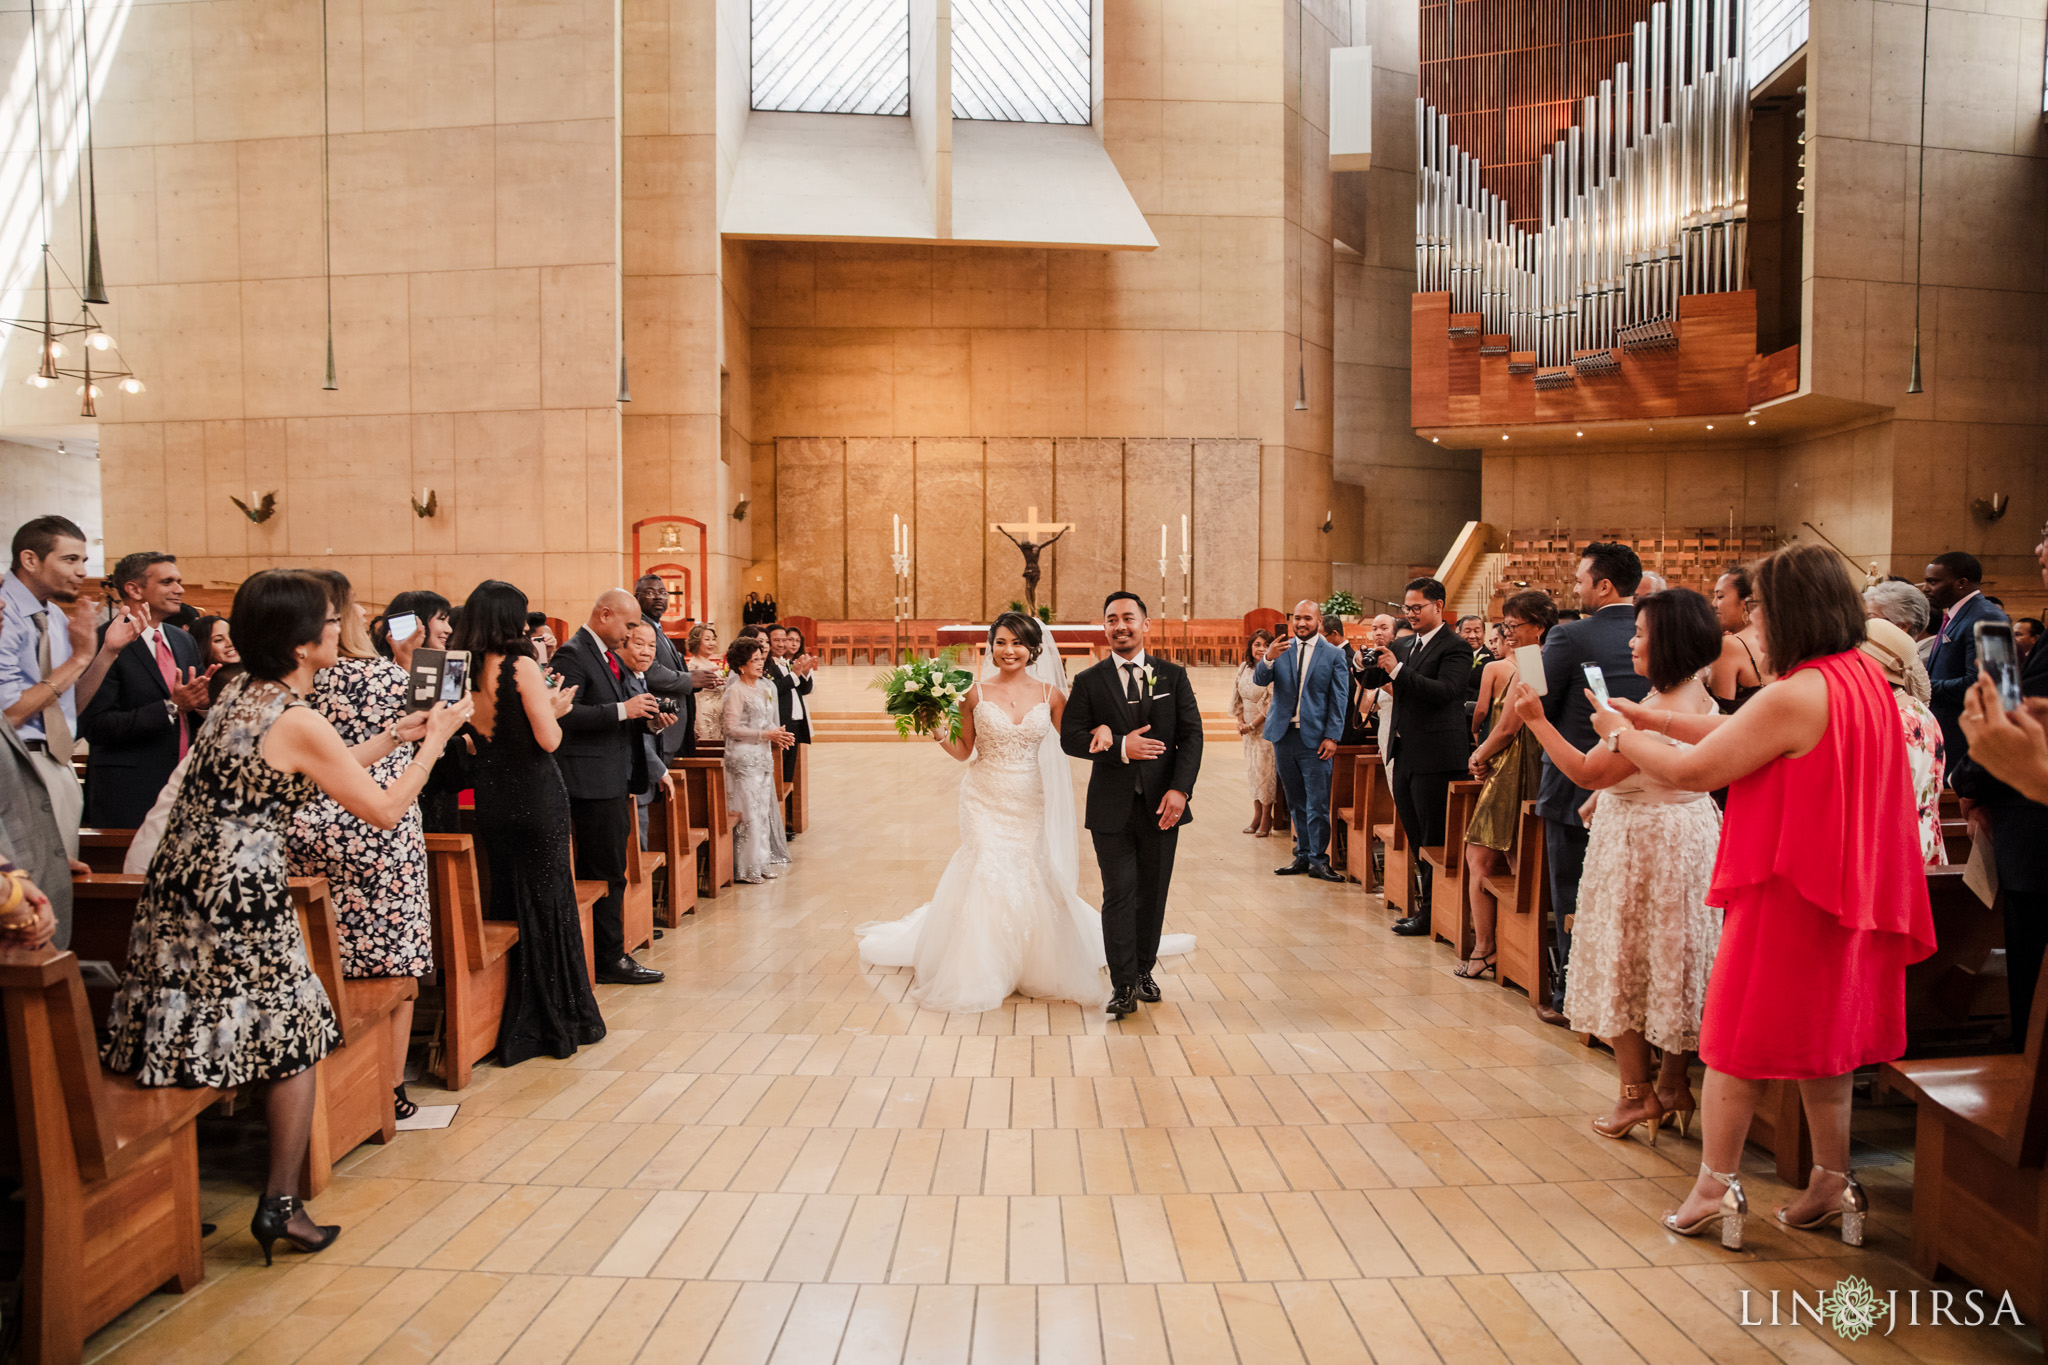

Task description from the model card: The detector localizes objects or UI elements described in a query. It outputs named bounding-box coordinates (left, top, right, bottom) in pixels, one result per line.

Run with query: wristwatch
left=163, top=699, right=178, bottom=723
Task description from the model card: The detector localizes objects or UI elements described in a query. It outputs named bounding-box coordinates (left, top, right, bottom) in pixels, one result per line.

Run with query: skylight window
left=752, top=0, right=911, bottom=116
left=951, top=0, right=1090, bottom=124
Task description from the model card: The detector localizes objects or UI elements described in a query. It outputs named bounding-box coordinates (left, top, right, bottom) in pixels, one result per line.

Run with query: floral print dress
left=286, top=655, right=435, bottom=977
left=1892, top=687, right=1948, bottom=865
left=104, top=675, right=341, bottom=1089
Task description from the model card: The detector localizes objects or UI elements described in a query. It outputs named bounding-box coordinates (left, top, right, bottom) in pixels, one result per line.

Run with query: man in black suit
left=549, top=589, right=674, bottom=985
left=1059, top=591, right=1203, bottom=1019
left=78, top=552, right=211, bottom=829
left=1322, top=615, right=1372, bottom=746
left=1533, top=541, right=1652, bottom=1024
left=1358, top=577, right=1472, bottom=937
left=1925, top=550, right=2008, bottom=778
left=765, top=624, right=816, bottom=790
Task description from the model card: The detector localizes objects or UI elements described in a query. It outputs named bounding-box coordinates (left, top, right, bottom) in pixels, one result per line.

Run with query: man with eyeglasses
left=1359, top=578, right=1472, bottom=936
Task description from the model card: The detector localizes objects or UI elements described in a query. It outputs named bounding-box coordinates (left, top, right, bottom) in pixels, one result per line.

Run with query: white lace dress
left=723, top=677, right=790, bottom=882
left=856, top=700, right=1121, bottom=1013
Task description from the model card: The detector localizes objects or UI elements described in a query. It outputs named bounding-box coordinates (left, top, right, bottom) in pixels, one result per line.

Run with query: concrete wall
left=0, top=441, right=104, bottom=573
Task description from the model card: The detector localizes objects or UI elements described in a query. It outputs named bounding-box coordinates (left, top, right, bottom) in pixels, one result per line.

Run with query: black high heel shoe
left=251, top=1194, right=341, bottom=1266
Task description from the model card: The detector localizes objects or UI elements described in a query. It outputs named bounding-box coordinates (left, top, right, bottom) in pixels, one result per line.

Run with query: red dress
left=1698, top=650, right=1936, bottom=1079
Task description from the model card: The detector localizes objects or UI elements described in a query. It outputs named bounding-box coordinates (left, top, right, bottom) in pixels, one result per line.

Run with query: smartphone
left=384, top=612, right=420, bottom=646
left=1977, top=621, right=2024, bottom=712
left=1514, top=644, right=1547, bottom=696
left=439, top=650, right=472, bottom=703
left=1581, top=662, right=1615, bottom=711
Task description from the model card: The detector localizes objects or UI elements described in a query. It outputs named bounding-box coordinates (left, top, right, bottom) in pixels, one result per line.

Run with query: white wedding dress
left=856, top=668, right=1194, bottom=1014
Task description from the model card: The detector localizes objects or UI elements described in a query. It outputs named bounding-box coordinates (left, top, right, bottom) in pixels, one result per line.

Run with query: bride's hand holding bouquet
left=872, top=650, right=978, bottom=742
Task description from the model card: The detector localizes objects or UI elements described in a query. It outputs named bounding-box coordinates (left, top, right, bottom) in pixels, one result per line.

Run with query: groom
left=1060, top=591, right=1203, bottom=1018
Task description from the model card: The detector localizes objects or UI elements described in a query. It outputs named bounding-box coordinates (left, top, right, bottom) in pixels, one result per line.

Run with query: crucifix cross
left=989, top=506, right=1073, bottom=547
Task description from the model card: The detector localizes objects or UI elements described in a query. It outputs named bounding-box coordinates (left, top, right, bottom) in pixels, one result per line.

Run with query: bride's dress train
left=856, top=700, right=1192, bottom=1014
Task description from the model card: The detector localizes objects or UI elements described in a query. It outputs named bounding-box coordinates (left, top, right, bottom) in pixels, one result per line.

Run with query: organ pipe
left=1417, top=0, right=1749, bottom=367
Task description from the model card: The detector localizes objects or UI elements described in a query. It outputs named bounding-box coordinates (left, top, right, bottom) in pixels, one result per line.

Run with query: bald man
left=1252, top=599, right=1353, bottom=881
left=549, top=588, right=672, bottom=984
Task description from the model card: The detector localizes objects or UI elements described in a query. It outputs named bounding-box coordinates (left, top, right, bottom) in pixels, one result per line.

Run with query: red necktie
left=607, top=651, right=622, bottom=682
left=155, top=632, right=188, bottom=758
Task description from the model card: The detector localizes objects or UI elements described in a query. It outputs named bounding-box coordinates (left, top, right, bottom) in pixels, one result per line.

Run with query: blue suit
left=1253, top=635, right=1352, bottom=864
left=1928, top=592, right=2007, bottom=778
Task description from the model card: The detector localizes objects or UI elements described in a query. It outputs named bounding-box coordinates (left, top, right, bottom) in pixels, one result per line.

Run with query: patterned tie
left=155, top=631, right=188, bottom=759
left=29, top=611, right=73, bottom=763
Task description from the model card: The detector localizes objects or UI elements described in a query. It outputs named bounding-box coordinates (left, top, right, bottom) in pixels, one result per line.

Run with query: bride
left=856, top=612, right=1192, bottom=1013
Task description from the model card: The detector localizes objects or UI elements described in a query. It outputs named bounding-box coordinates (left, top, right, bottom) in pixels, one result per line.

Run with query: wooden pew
left=76, top=828, right=135, bottom=876
left=1491, top=801, right=1550, bottom=1004
left=1425, top=780, right=1484, bottom=960
left=1325, top=745, right=1373, bottom=875
left=785, top=742, right=812, bottom=836
left=1881, top=955, right=2048, bottom=1322
left=70, top=873, right=415, bottom=1198
left=1354, top=753, right=1392, bottom=892
left=676, top=757, right=735, bottom=896
left=647, top=780, right=702, bottom=925
left=423, top=834, right=516, bottom=1091
left=0, top=947, right=216, bottom=1365
left=622, top=823, right=663, bottom=955
left=575, top=881, right=602, bottom=989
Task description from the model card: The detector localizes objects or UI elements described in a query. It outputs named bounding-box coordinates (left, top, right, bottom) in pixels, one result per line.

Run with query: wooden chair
left=423, top=834, right=516, bottom=1091
left=1242, top=608, right=1286, bottom=642
left=778, top=614, right=820, bottom=650
left=676, top=757, right=735, bottom=896
left=1424, top=780, right=1483, bottom=961
left=1325, top=746, right=1373, bottom=874
left=647, top=781, right=703, bottom=926
left=1882, top=953, right=2048, bottom=1321
left=0, top=947, right=216, bottom=1365
left=824, top=627, right=854, bottom=665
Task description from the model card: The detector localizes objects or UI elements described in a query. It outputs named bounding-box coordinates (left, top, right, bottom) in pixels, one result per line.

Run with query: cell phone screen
left=1977, top=622, right=2023, bottom=712
left=440, top=654, right=470, bottom=702
left=384, top=612, right=420, bottom=645
left=1581, top=663, right=1614, bottom=710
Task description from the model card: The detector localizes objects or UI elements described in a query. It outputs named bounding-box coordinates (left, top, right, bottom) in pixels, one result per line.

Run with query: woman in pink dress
left=1585, top=544, right=1934, bottom=1251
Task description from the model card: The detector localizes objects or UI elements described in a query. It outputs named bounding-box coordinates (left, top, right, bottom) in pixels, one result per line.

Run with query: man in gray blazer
left=0, top=711, right=72, bottom=948
left=1535, top=542, right=1652, bottom=1025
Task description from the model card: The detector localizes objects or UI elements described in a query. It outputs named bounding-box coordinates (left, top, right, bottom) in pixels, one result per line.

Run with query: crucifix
left=990, top=505, right=1073, bottom=612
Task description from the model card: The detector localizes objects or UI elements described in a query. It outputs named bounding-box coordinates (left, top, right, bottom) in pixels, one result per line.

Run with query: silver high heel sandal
left=1664, top=1163, right=1746, bottom=1250
left=1775, top=1164, right=1868, bottom=1246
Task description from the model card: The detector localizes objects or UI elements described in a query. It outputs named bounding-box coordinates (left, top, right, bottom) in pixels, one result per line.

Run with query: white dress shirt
left=0, top=571, right=76, bottom=744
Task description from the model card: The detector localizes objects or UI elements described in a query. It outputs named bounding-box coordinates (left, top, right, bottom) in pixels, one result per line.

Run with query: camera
left=656, top=696, right=680, bottom=716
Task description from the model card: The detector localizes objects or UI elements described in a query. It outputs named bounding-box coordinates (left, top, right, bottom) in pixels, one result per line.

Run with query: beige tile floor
left=88, top=743, right=2039, bottom=1362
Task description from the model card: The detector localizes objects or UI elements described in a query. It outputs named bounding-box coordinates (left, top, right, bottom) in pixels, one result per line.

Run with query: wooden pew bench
left=0, top=947, right=216, bottom=1365
left=69, top=872, right=413, bottom=1198
left=423, top=834, right=516, bottom=1091
left=676, top=757, right=735, bottom=896
left=648, top=781, right=703, bottom=926
left=1881, top=955, right=2048, bottom=1322
left=1493, top=801, right=1552, bottom=1006
left=1324, top=745, right=1373, bottom=875
left=1424, top=780, right=1483, bottom=960
left=1355, top=753, right=1392, bottom=892
left=623, top=828, right=662, bottom=958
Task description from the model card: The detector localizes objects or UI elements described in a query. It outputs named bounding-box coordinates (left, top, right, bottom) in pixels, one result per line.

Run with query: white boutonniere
left=1142, top=664, right=1159, bottom=696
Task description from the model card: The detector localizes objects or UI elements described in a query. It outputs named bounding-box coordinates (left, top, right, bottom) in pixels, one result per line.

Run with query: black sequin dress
left=474, top=653, right=605, bottom=1065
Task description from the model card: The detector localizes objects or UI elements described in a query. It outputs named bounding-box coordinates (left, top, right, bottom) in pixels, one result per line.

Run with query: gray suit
left=0, top=719, right=72, bottom=948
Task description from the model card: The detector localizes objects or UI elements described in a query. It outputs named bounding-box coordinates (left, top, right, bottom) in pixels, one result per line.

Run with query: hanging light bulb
left=119, top=376, right=145, bottom=394
left=76, top=383, right=101, bottom=399
left=77, top=383, right=99, bottom=418
left=23, top=374, right=52, bottom=389
left=45, top=339, right=65, bottom=360
left=87, top=329, right=114, bottom=350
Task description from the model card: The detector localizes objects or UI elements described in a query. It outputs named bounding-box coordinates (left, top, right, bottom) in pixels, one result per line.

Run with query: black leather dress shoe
left=1107, top=985, right=1140, bottom=1018
left=596, top=957, right=665, bottom=985
left=1275, top=857, right=1311, bottom=876
left=1390, top=914, right=1431, bottom=937
left=1136, top=971, right=1161, bottom=1003
left=1306, top=861, right=1345, bottom=883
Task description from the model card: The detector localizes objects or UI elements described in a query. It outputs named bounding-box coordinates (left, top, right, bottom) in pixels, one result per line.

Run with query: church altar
left=936, top=623, right=1109, bottom=660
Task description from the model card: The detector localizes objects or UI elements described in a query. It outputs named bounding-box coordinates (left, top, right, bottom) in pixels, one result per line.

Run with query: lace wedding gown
left=856, top=695, right=1193, bottom=1014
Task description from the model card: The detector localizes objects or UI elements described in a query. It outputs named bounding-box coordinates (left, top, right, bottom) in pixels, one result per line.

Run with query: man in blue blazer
left=1925, top=551, right=2007, bottom=779
left=1254, top=599, right=1356, bottom=883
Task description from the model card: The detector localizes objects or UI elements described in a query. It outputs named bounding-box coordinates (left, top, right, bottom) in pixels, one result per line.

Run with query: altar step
left=810, top=710, right=1246, bottom=743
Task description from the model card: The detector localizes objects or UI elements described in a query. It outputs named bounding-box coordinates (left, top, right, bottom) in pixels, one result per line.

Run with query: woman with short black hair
left=722, top=635, right=794, bottom=883
left=104, top=569, right=470, bottom=1264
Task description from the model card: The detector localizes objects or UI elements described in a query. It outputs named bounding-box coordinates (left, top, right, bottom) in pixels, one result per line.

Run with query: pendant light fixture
left=1293, top=0, right=1309, bottom=413
left=1906, top=0, right=1930, bottom=395
left=76, top=0, right=106, bottom=303
left=319, top=0, right=338, bottom=390
left=1, top=0, right=146, bottom=412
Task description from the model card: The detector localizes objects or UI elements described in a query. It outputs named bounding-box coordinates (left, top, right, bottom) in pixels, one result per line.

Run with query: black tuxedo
left=1360, top=626, right=1473, bottom=912
left=1532, top=603, right=1650, bottom=1008
left=1060, top=652, right=1203, bottom=991
left=548, top=626, right=655, bottom=964
left=642, top=613, right=696, bottom=760
left=767, top=657, right=813, bottom=782
left=78, top=624, right=202, bottom=829
left=1952, top=637, right=2048, bottom=1027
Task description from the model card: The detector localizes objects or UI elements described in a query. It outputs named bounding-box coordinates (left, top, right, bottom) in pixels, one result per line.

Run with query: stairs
left=1452, top=551, right=1507, bottom=618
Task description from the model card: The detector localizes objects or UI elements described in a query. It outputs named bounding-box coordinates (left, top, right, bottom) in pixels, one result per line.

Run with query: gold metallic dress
left=1466, top=687, right=1543, bottom=854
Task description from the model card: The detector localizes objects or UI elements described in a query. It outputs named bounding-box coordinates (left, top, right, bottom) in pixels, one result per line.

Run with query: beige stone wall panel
left=496, top=121, right=619, bottom=268
left=1053, top=437, right=1124, bottom=620
left=495, top=0, right=618, bottom=125
left=408, top=268, right=543, bottom=413
left=776, top=438, right=847, bottom=619
left=981, top=437, right=1055, bottom=619
left=967, top=329, right=1086, bottom=435
left=235, top=138, right=324, bottom=281
left=240, top=273, right=412, bottom=420
left=912, top=437, right=985, bottom=620
left=450, top=410, right=547, bottom=555
left=1120, top=437, right=1192, bottom=615
left=541, top=264, right=622, bottom=409
left=330, top=127, right=497, bottom=275
left=359, top=0, right=495, bottom=132
left=845, top=438, right=917, bottom=619
left=1192, top=438, right=1259, bottom=616
left=931, top=249, right=1050, bottom=329
left=623, top=134, right=719, bottom=277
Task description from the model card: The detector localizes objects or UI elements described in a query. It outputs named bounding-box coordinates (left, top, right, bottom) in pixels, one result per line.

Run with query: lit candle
left=1160, top=523, right=1167, bottom=559
left=1180, top=514, right=1188, bottom=553
left=893, top=513, right=900, bottom=557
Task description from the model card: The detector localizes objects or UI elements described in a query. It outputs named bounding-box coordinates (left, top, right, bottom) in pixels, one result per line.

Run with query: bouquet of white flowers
left=872, top=649, right=977, bottom=741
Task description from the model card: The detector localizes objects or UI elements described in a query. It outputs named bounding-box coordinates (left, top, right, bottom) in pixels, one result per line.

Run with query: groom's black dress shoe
left=1275, top=857, right=1311, bottom=876
left=1390, top=914, right=1430, bottom=937
left=1305, top=860, right=1344, bottom=883
left=1136, top=971, right=1161, bottom=1003
left=1107, top=985, right=1140, bottom=1019
left=597, top=957, right=665, bottom=984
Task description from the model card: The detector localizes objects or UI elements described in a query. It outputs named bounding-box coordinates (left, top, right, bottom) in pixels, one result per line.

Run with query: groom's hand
left=1156, top=790, right=1187, bottom=830
left=1123, top=725, right=1166, bottom=761
left=1316, top=738, right=1337, bottom=760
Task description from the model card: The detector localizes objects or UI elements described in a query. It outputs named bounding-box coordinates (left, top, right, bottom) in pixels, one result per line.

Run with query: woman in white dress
left=857, top=613, right=1192, bottom=1014
left=721, top=636, right=793, bottom=883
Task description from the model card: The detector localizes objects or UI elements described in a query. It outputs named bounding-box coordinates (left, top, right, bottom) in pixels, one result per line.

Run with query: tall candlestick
left=1180, top=514, right=1188, bottom=553
left=893, top=513, right=901, bottom=556
left=1159, top=523, right=1167, bottom=559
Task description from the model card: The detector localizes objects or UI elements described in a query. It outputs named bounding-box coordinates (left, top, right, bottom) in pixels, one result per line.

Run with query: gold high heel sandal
left=1655, top=1088, right=1697, bottom=1139
left=1591, top=1082, right=1662, bottom=1146
left=1775, top=1164, right=1868, bottom=1246
left=1664, top=1163, right=1746, bottom=1250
